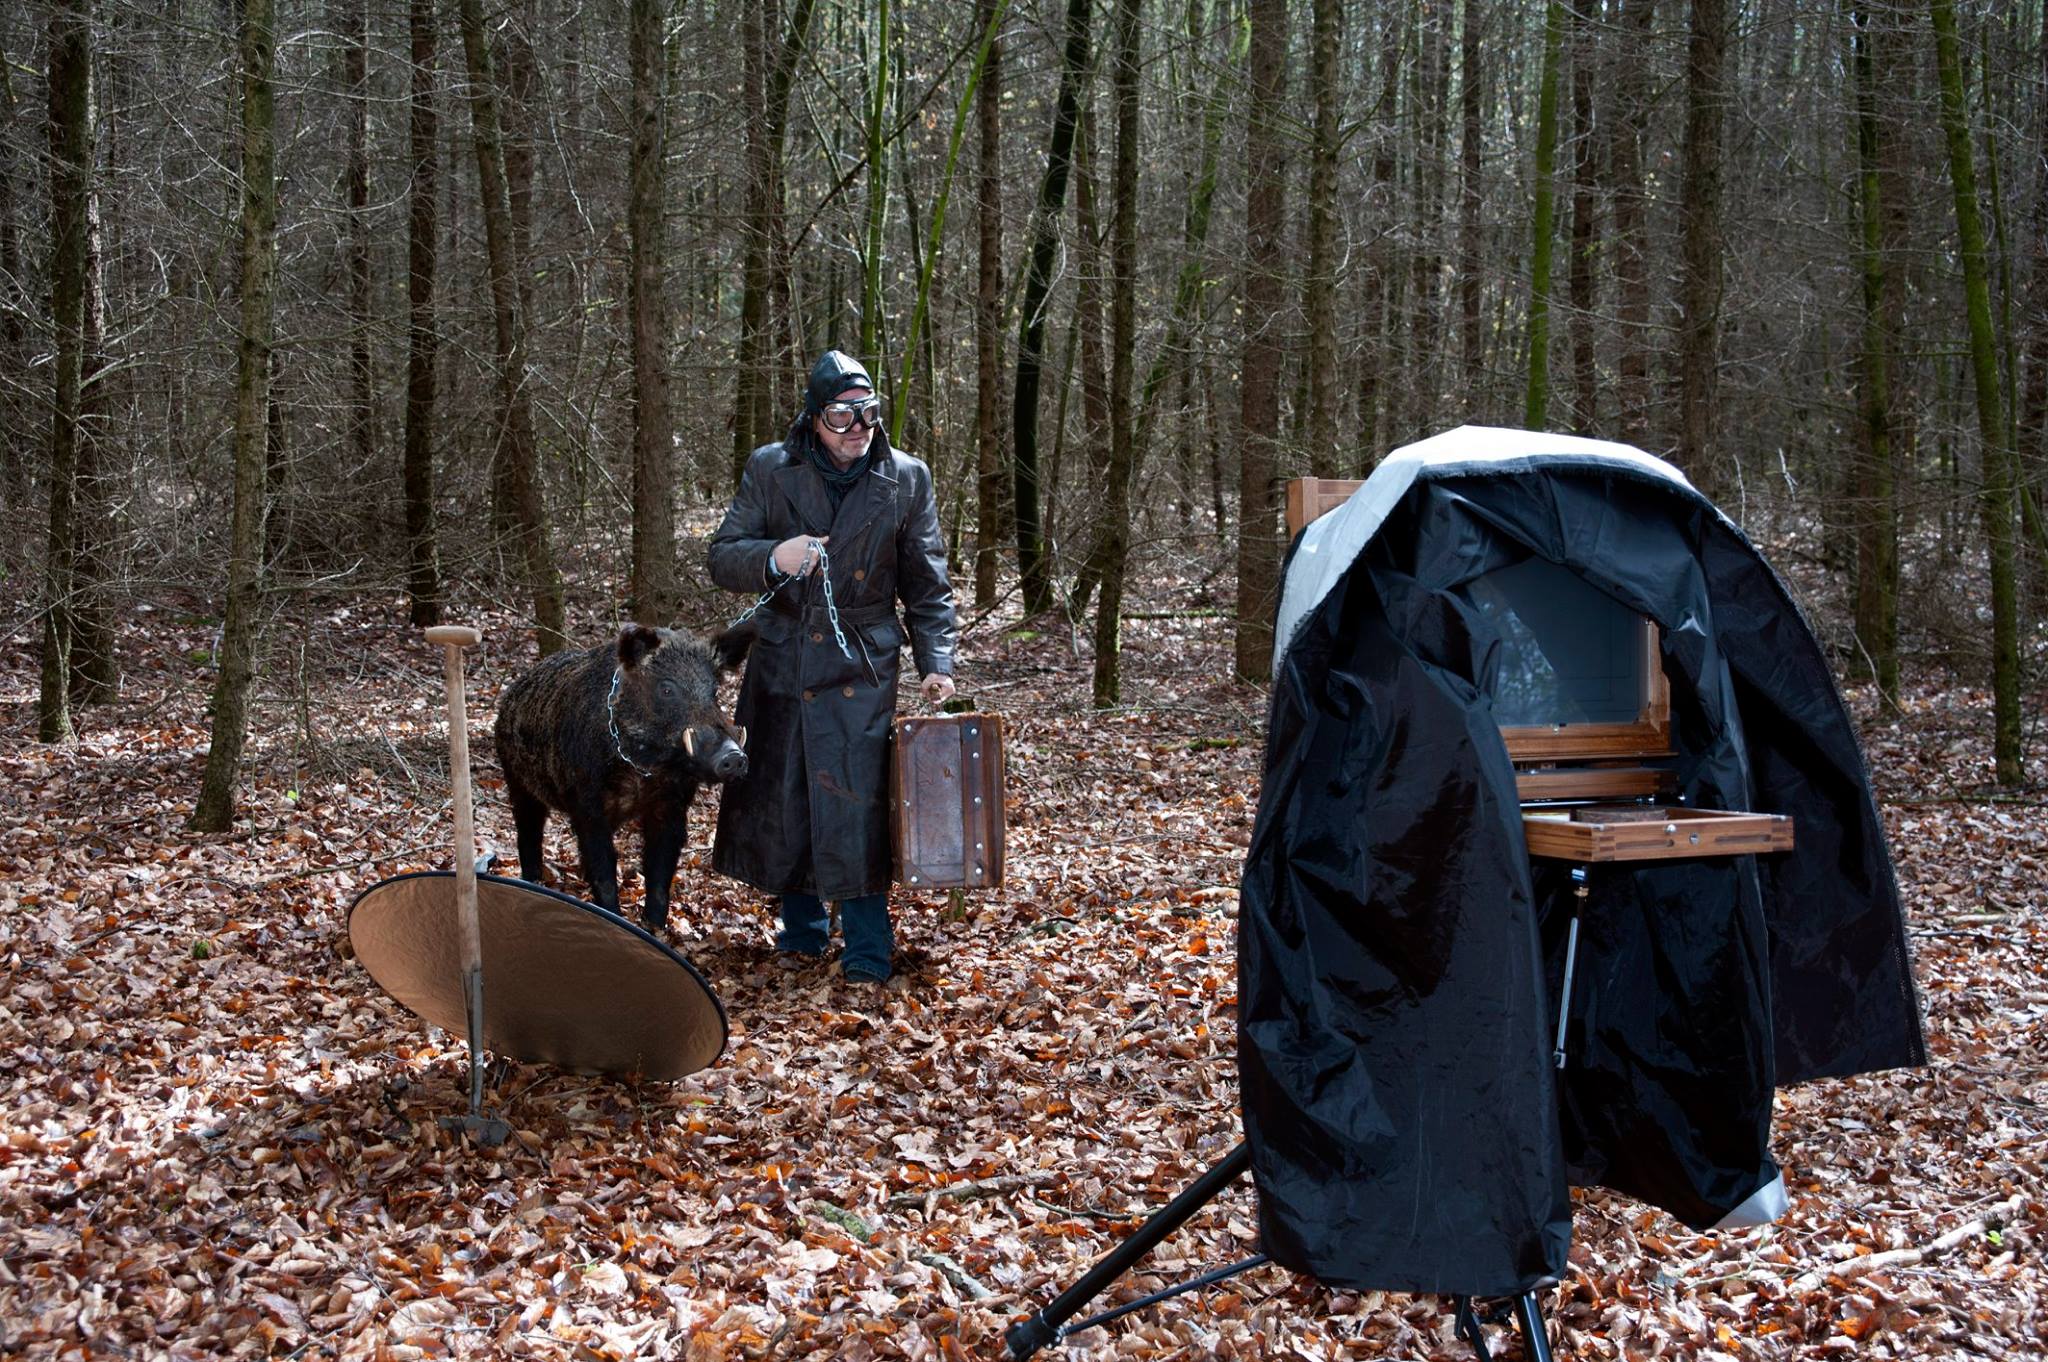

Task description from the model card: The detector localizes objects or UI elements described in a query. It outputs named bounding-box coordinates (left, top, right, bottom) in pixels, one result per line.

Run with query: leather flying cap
left=804, top=350, right=874, bottom=414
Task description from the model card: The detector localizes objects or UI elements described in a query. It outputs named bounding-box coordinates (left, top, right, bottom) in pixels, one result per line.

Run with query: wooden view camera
left=1287, top=477, right=1792, bottom=864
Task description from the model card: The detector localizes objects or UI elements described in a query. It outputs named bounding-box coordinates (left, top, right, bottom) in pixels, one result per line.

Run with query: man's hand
left=919, top=673, right=955, bottom=706
left=772, top=535, right=827, bottom=577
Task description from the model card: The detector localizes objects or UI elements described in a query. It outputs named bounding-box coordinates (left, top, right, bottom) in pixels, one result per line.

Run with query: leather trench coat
left=707, top=438, right=957, bottom=900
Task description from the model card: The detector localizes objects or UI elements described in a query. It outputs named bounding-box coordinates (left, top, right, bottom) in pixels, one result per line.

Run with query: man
left=707, top=351, right=957, bottom=984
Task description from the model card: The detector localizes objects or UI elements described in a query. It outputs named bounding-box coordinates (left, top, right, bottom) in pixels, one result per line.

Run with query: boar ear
left=711, top=623, right=756, bottom=673
left=617, top=623, right=663, bottom=671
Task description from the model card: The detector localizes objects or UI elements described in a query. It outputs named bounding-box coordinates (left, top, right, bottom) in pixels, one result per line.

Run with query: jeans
left=778, top=891, right=893, bottom=977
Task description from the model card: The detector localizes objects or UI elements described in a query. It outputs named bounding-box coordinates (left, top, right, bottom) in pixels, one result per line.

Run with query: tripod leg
left=1005, top=1141, right=1252, bottom=1359
left=1452, top=1296, right=1492, bottom=1361
left=1513, top=1290, right=1555, bottom=1362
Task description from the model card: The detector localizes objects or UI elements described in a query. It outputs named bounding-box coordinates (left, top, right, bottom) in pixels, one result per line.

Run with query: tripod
left=1003, top=1141, right=1556, bottom=1361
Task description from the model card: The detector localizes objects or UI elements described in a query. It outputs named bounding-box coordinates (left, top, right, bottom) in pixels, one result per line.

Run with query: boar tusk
left=736, top=725, right=747, bottom=747
left=682, top=728, right=697, bottom=758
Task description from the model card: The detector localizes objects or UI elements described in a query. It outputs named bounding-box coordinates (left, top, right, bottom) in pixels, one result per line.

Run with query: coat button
left=811, top=631, right=823, bottom=642
left=841, top=686, right=855, bottom=698
left=853, top=568, right=866, bottom=581
left=803, top=690, right=815, bottom=702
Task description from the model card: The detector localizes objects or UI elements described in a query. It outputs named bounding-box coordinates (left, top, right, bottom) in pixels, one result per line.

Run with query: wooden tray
left=1514, top=764, right=1676, bottom=803
left=1521, top=805, right=1794, bottom=862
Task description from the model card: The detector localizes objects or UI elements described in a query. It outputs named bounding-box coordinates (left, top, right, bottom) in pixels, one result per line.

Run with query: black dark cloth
left=1239, top=460, right=1923, bottom=1297
left=706, top=433, right=956, bottom=900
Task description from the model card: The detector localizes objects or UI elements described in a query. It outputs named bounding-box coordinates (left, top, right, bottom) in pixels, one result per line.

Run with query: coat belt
left=765, top=598, right=896, bottom=627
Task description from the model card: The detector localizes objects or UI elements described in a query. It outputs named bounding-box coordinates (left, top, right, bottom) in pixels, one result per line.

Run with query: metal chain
left=606, top=667, right=656, bottom=777
left=726, top=538, right=853, bottom=660
left=814, top=548, right=853, bottom=659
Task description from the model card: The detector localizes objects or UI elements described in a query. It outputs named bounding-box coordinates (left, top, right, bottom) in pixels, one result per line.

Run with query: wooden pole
left=426, top=624, right=482, bottom=972
left=423, top=624, right=506, bottom=1142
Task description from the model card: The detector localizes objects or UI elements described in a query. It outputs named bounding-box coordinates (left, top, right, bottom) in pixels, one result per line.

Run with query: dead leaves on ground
left=0, top=601, right=2043, bottom=1359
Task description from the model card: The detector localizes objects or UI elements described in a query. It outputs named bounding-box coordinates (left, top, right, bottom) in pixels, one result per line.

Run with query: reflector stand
left=422, top=624, right=510, bottom=1146
left=452, top=961, right=509, bottom=1146
left=349, top=871, right=728, bottom=1082
left=350, top=626, right=728, bottom=1147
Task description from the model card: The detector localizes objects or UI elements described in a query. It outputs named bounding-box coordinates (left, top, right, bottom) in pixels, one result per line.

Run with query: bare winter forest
left=2, top=0, right=2046, bottom=1357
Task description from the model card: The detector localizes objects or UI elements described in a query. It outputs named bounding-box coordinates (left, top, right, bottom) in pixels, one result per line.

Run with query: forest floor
left=0, top=557, right=2044, bottom=1360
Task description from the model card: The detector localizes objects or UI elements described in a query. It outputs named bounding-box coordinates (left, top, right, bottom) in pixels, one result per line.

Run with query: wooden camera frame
left=1284, top=476, right=1793, bottom=862
left=1504, top=614, right=1674, bottom=804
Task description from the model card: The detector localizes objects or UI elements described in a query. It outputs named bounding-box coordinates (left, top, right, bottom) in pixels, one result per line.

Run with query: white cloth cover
left=1273, top=426, right=1696, bottom=674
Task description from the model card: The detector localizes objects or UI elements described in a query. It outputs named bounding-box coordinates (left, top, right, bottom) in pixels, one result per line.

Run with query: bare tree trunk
left=1122, top=0, right=1240, bottom=507
left=40, top=0, right=94, bottom=743
left=342, top=0, right=373, bottom=484
left=733, top=0, right=771, bottom=479
left=1409, top=1, right=1449, bottom=436
left=1063, top=0, right=1241, bottom=552
left=1567, top=0, right=1598, bottom=435
left=1012, top=0, right=1092, bottom=616
left=0, top=68, right=25, bottom=513
left=733, top=0, right=818, bottom=484
left=860, top=0, right=891, bottom=359
left=457, top=0, right=565, bottom=653
left=1849, top=1, right=1900, bottom=706
left=488, top=19, right=538, bottom=534
left=1068, top=103, right=1112, bottom=605
left=1235, top=0, right=1288, bottom=682
left=193, top=0, right=277, bottom=829
left=65, top=66, right=113, bottom=709
left=1933, top=0, right=2022, bottom=784
left=892, top=2, right=1009, bottom=449
left=779, top=3, right=817, bottom=440
left=1091, top=0, right=1140, bottom=707
left=1459, top=0, right=1485, bottom=408
left=627, top=0, right=676, bottom=621
left=1608, top=0, right=1656, bottom=448
left=1302, top=0, right=1341, bottom=477
left=1523, top=0, right=1564, bottom=429
left=891, top=119, right=943, bottom=455
left=403, top=0, right=442, bottom=627
left=1676, top=0, right=1727, bottom=491
left=502, top=24, right=537, bottom=334
left=264, top=350, right=288, bottom=567
left=2019, top=1, right=2048, bottom=607
left=1356, top=9, right=1403, bottom=463
left=973, top=0, right=1006, bottom=607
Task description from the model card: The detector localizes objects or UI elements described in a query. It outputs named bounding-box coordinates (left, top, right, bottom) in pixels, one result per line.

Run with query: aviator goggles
left=819, top=397, right=883, bottom=433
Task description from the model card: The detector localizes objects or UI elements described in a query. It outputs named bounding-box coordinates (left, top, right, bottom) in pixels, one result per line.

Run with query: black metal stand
left=436, top=851, right=512, bottom=1147
left=1005, top=1142, right=1253, bottom=1358
left=437, top=962, right=511, bottom=1147
left=1514, top=1289, right=1557, bottom=1362
left=1005, top=1139, right=1557, bottom=1361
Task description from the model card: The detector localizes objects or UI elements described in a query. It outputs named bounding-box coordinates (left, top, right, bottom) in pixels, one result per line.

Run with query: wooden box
left=1286, top=476, right=1364, bottom=538
left=1521, top=805, right=1794, bottom=862
left=892, top=713, right=1005, bottom=890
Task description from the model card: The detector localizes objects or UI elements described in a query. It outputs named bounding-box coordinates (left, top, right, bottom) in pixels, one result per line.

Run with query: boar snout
left=710, top=738, right=747, bottom=781
left=681, top=725, right=748, bottom=780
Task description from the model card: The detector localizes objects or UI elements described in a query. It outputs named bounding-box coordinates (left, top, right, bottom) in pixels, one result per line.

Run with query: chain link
left=606, top=667, right=656, bottom=777
left=726, top=539, right=853, bottom=660
left=815, top=550, right=853, bottom=659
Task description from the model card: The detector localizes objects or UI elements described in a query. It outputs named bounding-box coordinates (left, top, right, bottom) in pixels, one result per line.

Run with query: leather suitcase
left=892, top=713, right=1005, bottom=890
